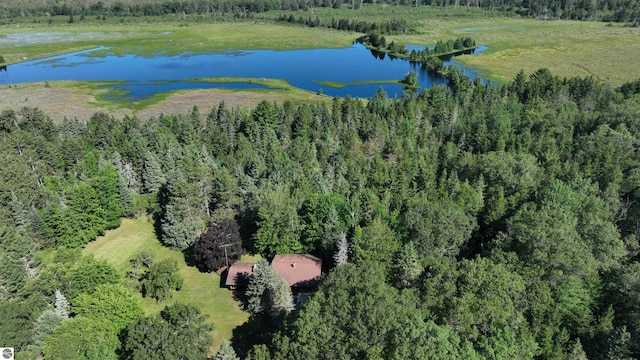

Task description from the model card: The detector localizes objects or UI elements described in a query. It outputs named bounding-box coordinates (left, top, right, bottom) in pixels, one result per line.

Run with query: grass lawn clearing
left=83, top=216, right=249, bottom=354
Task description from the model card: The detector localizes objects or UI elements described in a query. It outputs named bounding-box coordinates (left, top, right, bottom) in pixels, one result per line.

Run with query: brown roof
left=272, top=254, right=322, bottom=287
left=225, top=262, right=256, bottom=287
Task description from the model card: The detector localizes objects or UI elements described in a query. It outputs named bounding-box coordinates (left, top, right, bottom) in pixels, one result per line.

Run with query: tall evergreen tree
left=54, top=289, right=70, bottom=319
left=246, top=259, right=293, bottom=317
left=333, top=232, right=349, bottom=266
left=160, top=169, right=204, bottom=250
left=11, top=191, right=31, bottom=230
left=267, top=277, right=295, bottom=317
left=142, top=151, right=165, bottom=195
left=254, top=190, right=302, bottom=257
left=214, top=340, right=240, bottom=360
left=28, top=309, right=64, bottom=354
left=246, top=259, right=276, bottom=315
left=393, top=241, right=422, bottom=288
left=118, top=174, right=134, bottom=217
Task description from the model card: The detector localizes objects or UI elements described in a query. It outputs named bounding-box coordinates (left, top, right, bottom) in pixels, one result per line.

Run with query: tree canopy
left=2, top=63, right=640, bottom=359
left=121, top=303, right=213, bottom=360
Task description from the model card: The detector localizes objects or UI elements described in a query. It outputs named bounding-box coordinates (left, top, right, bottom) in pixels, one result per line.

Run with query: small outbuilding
left=225, top=262, right=256, bottom=290
left=271, top=254, right=322, bottom=289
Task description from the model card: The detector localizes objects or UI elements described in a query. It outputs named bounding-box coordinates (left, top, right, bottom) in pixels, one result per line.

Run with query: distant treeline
left=277, top=14, right=410, bottom=34
left=0, top=0, right=638, bottom=23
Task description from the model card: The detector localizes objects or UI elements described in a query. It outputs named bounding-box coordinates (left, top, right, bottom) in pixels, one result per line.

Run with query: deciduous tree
left=141, top=258, right=183, bottom=302
left=121, top=303, right=213, bottom=360
left=193, top=219, right=244, bottom=272
left=43, top=317, right=119, bottom=360
left=73, top=283, right=144, bottom=333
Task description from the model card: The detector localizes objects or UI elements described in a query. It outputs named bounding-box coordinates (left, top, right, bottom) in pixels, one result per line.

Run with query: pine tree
left=605, top=326, right=632, bottom=359
left=267, top=277, right=295, bottom=317
left=214, top=340, right=240, bottom=360
left=246, top=259, right=274, bottom=314
left=393, top=242, right=423, bottom=288
left=31, top=205, right=45, bottom=238
left=161, top=201, right=200, bottom=250
left=29, top=310, right=64, bottom=352
left=567, top=339, right=588, bottom=360
left=142, top=152, right=165, bottom=194
left=334, top=232, right=349, bottom=266
left=119, top=174, right=134, bottom=217
left=113, top=151, right=140, bottom=193
left=11, top=191, right=31, bottom=230
left=54, top=290, right=70, bottom=319
left=160, top=170, right=203, bottom=250
left=0, top=250, right=26, bottom=296
left=246, top=259, right=294, bottom=317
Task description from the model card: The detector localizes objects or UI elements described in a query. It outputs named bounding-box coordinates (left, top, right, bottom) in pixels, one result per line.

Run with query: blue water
left=0, top=43, right=486, bottom=99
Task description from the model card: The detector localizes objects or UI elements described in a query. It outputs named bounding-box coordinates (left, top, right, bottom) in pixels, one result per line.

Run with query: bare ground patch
left=135, top=88, right=329, bottom=119
left=0, top=81, right=130, bottom=122
left=0, top=82, right=329, bottom=122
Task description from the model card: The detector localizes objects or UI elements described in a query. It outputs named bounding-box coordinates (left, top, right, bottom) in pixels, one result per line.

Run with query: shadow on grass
left=183, top=243, right=199, bottom=269
left=219, top=268, right=229, bottom=288
left=231, top=314, right=276, bottom=359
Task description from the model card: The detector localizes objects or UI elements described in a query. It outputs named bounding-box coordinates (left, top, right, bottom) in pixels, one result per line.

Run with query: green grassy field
left=83, top=216, right=249, bottom=354
left=400, top=18, right=640, bottom=85
left=267, top=5, right=640, bottom=85
left=0, top=21, right=356, bottom=65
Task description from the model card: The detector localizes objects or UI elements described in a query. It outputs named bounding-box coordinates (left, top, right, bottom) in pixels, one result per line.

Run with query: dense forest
left=2, top=64, right=640, bottom=358
left=0, top=0, right=639, bottom=23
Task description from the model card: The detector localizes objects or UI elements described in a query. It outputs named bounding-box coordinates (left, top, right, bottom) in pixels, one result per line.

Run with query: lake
left=0, top=42, right=486, bottom=99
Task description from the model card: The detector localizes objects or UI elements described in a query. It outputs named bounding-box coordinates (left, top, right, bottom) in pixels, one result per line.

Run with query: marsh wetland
left=0, top=40, right=485, bottom=99
left=0, top=12, right=638, bottom=120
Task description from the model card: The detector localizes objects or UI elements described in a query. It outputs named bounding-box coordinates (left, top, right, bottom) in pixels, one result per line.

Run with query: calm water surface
left=0, top=43, right=486, bottom=99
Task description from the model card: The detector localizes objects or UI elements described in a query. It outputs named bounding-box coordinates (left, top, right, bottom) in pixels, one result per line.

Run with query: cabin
left=225, top=254, right=323, bottom=292
left=224, top=262, right=256, bottom=290
left=271, top=254, right=322, bottom=290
